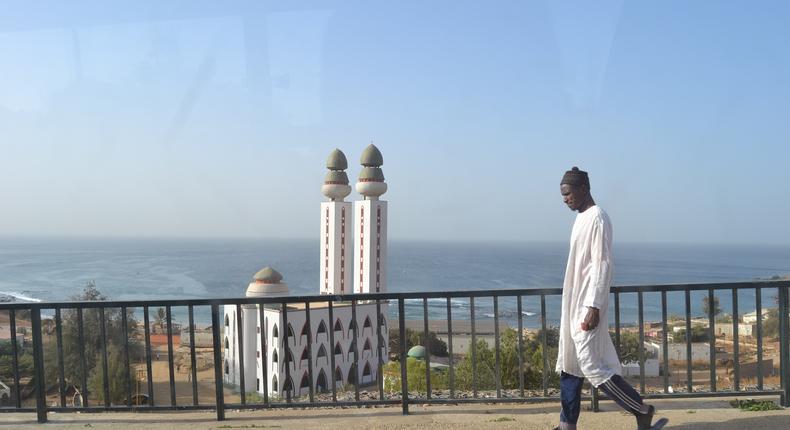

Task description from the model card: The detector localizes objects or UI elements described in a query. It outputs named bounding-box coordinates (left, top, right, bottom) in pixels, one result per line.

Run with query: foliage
left=88, top=345, right=139, bottom=404
left=386, top=327, right=561, bottom=393
left=671, top=325, right=710, bottom=343
left=762, top=308, right=780, bottom=338
left=0, top=341, right=34, bottom=382
left=383, top=358, right=447, bottom=393
left=43, top=282, right=143, bottom=403
left=702, top=296, right=722, bottom=317
left=729, top=398, right=782, bottom=411
left=611, top=331, right=642, bottom=364
left=388, top=328, right=448, bottom=358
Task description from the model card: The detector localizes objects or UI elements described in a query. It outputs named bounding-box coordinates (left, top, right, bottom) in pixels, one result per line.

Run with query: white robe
left=555, top=205, right=621, bottom=387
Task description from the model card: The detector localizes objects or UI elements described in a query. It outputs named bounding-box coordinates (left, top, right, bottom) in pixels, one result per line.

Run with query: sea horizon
left=2, top=236, right=789, bottom=327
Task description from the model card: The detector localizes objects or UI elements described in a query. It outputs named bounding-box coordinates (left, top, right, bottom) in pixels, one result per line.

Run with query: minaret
left=354, top=144, right=388, bottom=294
left=320, top=149, right=353, bottom=295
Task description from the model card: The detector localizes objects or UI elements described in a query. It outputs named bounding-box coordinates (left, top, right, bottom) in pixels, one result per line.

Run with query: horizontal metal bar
left=1, top=280, right=787, bottom=309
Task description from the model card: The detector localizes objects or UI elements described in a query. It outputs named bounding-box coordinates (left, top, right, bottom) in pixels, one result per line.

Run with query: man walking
left=555, top=167, right=666, bottom=430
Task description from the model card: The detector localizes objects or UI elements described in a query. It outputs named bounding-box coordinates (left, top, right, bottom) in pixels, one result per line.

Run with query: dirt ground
left=5, top=396, right=790, bottom=429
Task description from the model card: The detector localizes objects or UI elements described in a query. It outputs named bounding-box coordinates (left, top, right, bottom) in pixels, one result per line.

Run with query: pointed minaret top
left=326, top=148, right=348, bottom=171
left=360, top=144, right=383, bottom=167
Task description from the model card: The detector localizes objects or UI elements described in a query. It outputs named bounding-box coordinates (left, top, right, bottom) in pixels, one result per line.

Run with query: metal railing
left=1, top=280, right=788, bottom=423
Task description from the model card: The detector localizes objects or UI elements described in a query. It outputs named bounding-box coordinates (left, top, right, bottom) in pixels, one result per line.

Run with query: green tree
left=88, top=345, right=138, bottom=404
left=702, top=296, right=722, bottom=317
left=611, top=331, right=641, bottom=364
left=454, top=339, right=497, bottom=390
left=43, top=282, right=143, bottom=403
left=0, top=340, right=34, bottom=388
left=762, top=308, right=780, bottom=338
left=671, top=325, right=710, bottom=343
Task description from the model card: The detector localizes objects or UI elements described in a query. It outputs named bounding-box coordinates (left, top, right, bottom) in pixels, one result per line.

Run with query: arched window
left=300, top=372, right=310, bottom=388
left=283, top=377, right=293, bottom=393
left=363, top=338, right=371, bottom=352
left=317, top=369, right=328, bottom=393
left=379, top=314, right=387, bottom=330
left=287, top=323, right=295, bottom=339
left=363, top=362, right=371, bottom=377
left=316, top=320, right=328, bottom=341
left=272, top=375, right=278, bottom=392
left=334, top=367, right=343, bottom=382
left=334, top=342, right=343, bottom=356
left=348, top=341, right=356, bottom=353
left=300, top=348, right=309, bottom=361
left=224, top=361, right=229, bottom=374
left=286, top=349, right=294, bottom=365
left=301, top=322, right=310, bottom=337
left=317, top=344, right=327, bottom=359
left=363, top=316, right=372, bottom=331
left=224, top=337, right=229, bottom=349
left=272, top=324, right=279, bottom=338
left=348, top=364, right=357, bottom=385
left=272, top=349, right=279, bottom=365
left=348, top=320, right=357, bottom=337
left=334, top=319, right=342, bottom=333
left=224, top=315, right=229, bottom=327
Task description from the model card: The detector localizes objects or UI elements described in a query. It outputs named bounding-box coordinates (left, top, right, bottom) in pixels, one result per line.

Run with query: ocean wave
left=0, top=291, right=42, bottom=302
left=403, top=298, right=469, bottom=308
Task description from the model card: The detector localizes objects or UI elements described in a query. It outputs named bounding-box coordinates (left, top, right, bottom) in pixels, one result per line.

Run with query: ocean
left=1, top=237, right=789, bottom=327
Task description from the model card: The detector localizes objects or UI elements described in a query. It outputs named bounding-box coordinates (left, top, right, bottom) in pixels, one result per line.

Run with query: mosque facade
left=223, top=145, right=389, bottom=398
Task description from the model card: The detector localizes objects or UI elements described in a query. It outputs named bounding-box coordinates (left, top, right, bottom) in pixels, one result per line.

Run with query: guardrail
left=1, top=280, right=788, bottom=423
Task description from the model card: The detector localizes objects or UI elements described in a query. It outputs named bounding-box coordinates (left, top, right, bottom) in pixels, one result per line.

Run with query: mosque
left=222, top=145, right=389, bottom=398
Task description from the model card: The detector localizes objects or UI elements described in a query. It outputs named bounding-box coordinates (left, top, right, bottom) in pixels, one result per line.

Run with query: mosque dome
left=356, top=145, right=387, bottom=198
left=326, top=149, right=348, bottom=171
left=253, top=267, right=283, bottom=283
left=322, top=149, right=352, bottom=201
left=407, top=345, right=426, bottom=360
left=358, top=167, right=385, bottom=182
left=324, top=170, right=349, bottom=185
left=360, top=144, right=383, bottom=167
left=247, top=267, right=289, bottom=297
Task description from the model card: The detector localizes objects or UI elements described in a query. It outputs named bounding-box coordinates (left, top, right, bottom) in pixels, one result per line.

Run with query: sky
left=0, top=0, right=789, bottom=245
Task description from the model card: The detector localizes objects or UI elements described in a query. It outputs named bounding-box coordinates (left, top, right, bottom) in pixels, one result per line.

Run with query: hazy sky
left=1, top=1, right=789, bottom=244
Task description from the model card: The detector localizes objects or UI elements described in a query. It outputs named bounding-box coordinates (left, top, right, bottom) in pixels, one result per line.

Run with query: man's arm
left=581, top=218, right=612, bottom=330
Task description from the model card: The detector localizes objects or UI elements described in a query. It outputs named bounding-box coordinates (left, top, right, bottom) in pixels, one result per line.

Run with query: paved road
left=4, top=397, right=790, bottom=429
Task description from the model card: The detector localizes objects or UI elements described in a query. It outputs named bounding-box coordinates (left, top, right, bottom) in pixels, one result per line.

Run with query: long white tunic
left=555, top=205, right=621, bottom=387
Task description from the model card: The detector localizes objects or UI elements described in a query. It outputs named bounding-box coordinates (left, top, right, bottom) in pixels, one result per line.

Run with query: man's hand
left=581, top=307, right=600, bottom=331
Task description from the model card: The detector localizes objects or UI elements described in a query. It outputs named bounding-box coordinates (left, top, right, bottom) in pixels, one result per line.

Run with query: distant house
left=645, top=341, right=713, bottom=362
left=742, top=309, right=772, bottom=324
left=621, top=358, right=660, bottom=377
left=716, top=323, right=757, bottom=338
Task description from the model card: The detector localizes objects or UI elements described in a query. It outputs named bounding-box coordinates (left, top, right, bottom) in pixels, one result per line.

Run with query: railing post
left=398, top=298, right=409, bottom=415
left=31, top=306, right=47, bottom=423
left=779, top=284, right=790, bottom=407
left=211, top=304, right=226, bottom=421
left=591, top=387, right=599, bottom=412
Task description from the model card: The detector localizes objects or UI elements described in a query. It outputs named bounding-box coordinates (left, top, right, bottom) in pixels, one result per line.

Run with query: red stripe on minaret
left=359, top=206, right=364, bottom=293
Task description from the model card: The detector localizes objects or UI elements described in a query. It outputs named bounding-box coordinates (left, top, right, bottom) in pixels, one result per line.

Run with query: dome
left=358, top=167, right=385, bottom=182
left=247, top=267, right=289, bottom=297
left=252, top=267, right=283, bottom=284
left=407, top=345, right=426, bottom=360
left=326, top=149, right=348, bottom=171
left=360, top=144, right=383, bottom=167
left=324, top=170, right=349, bottom=184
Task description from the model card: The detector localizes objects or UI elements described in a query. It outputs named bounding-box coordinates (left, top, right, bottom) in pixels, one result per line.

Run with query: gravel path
left=4, top=396, right=790, bottom=429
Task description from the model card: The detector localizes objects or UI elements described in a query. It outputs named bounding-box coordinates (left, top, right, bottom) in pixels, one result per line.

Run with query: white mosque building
left=223, top=145, right=390, bottom=398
